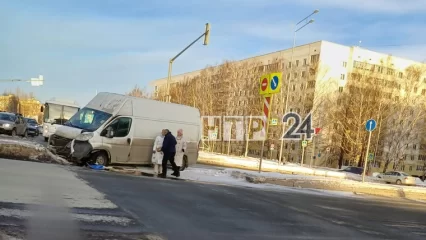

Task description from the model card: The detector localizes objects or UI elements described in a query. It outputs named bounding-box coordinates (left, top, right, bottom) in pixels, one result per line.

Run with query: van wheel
left=91, top=151, right=109, bottom=166
left=44, top=137, right=48, bottom=142
left=11, top=129, right=17, bottom=137
left=180, top=155, right=188, bottom=171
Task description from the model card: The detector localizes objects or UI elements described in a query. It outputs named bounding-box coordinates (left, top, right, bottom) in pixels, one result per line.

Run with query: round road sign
left=261, top=78, right=268, bottom=91
left=270, top=76, right=279, bottom=90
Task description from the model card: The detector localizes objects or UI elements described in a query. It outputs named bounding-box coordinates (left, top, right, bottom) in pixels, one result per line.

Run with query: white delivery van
left=48, top=92, right=201, bottom=169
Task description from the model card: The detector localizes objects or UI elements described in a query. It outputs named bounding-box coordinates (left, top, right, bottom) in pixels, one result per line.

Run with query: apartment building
left=150, top=40, right=426, bottom=175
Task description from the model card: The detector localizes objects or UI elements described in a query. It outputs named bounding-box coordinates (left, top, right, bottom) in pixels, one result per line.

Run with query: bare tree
left=381, top=65, right=426, bottom=173
left=126, top=85, right=151, bottom=98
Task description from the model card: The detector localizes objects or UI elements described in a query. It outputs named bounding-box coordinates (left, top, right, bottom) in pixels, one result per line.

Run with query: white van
left=48, top=92, right=201, bottom=168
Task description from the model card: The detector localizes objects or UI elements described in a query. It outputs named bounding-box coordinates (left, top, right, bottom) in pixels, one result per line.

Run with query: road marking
left=0, top=208, right=132, bottom=226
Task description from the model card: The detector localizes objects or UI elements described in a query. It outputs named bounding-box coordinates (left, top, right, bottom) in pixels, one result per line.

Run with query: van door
left=101, top=117, right=133, bottom=163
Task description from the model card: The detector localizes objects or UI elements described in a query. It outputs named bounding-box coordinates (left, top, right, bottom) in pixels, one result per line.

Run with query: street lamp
left=165, top=23, right=210, bottom=103
left=0, top=75, right=44, bottom=86
left=278, top=10, right=319, bottom=165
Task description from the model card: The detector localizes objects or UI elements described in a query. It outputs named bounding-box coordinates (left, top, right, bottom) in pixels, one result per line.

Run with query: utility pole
left=166, top=23, right=210, bottom=102
left=278, top=10, right=319, bottom=164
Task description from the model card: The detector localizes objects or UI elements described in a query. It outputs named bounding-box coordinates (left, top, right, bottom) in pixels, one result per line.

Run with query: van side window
left=108, top=117, right=132, bottom=137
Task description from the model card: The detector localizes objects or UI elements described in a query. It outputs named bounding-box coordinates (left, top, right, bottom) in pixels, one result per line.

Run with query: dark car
left=340, top=166, right=364, bottom=175
left=24, top=118, right=39, bottom=136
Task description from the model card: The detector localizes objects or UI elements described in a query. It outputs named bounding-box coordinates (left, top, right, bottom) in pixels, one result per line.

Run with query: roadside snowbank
left=199, top=151, right=349, bottom=179
left=0, top=138, right=69, bottom=165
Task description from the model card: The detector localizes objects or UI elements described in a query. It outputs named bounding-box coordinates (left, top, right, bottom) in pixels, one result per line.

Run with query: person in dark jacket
left=160, top=129, right=179, bottom=177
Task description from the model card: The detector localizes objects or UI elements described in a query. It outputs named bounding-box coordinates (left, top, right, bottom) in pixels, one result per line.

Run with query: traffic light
left=203, top=23, right=210, bottom=45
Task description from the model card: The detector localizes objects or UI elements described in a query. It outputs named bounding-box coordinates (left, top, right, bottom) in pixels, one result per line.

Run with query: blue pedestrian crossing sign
left=365, top=119, right=377, bottom=132
left=268, top=72, right=282, bottom=94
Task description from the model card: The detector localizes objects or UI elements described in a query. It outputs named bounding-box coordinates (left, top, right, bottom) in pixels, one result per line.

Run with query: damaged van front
left=47, top=93, right=126, bottom=165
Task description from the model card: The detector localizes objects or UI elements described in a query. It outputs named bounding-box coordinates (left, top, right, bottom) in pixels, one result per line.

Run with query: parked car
left=377, top=171, right=416, bottom=185
left=0, top=112, right=27, bottom=137
left=24, top=118, right=39, bottom=136
left=340, top=166, right=364, bottom=175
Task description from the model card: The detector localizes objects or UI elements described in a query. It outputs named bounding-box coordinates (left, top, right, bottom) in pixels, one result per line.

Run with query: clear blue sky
left=1, top=0, right=425, bottom=106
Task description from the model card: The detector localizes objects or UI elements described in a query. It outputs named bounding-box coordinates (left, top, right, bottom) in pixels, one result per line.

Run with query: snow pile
left=199, top=151, right=347, bottom=179
left=0, top=138, right=69, bottom=165
left=0, top=138, right=45, bottom=151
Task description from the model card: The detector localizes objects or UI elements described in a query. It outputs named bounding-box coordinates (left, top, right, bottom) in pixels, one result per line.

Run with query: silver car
left=377, top=171, right=416, bottom=186
left=0, top=112, right=27, bottom=137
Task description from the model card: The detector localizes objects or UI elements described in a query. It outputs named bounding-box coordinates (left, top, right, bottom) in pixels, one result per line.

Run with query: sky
left=1, top=0, right=426, bottom=106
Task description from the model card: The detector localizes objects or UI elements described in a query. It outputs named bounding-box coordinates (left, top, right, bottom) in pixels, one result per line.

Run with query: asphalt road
left=0, top=159, right=158, bottom=240
left=77, top=169, right=426, bottom=240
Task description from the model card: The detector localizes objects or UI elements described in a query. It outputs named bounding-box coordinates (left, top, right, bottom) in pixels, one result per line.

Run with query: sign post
left=362, top=119, right=376, bottom=183
left=258, top=72, right=282, bottom=173
left=301, top=140, right=307, bottom=166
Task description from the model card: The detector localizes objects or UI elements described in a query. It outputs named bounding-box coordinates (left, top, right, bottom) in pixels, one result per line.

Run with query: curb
left=232, top=171, right=426, bottom=201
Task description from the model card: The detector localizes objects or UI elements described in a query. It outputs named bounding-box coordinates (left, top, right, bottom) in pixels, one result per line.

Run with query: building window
left=288, top=62, right=292, bottom=68
left=422, top=89, right=426, bottom=96
left=292, top=84, right=296, bottom=91
left=411, top=155, right=415, bottom=160
left=311, top=54, right=319, bottom=64
left=409, top=166, right=413, bottom=171
left=296, top=60, right=299, bottom=67
left=413, top=144, right=417, bottom=150
left=287, top=73, right=291, bottom=80
left=343, top=61, right=347, bottom=67
left=414, top=87, right=418, bottom=93
left=338, top=87, right=344, bottom=93
left=307, top=81, right=315, bottom=88
left=398, top=72, right=403, bottom=78
left=340, top=74, right=345, bottom=80
left=294, top=72, right=298, bottom=78
left=302, top=71, right=306, bottom=78
left=304, top=59, right=307, bottom=65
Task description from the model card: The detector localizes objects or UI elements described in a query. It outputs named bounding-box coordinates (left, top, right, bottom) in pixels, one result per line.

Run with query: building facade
left=150, top=40, right=426, bottom=175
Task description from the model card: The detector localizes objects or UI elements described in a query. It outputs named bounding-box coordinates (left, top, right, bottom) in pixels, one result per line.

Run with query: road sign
left=270, top=118, right=278, bottom=125
left=259, top=74, right=270, bottom=95
left=268, top=73, right=282, bottom=94
left=365, top=119, right=377, bottom=132
left=270, top=143, right=275, bottom=150
left=210, top=132, right=217, bottom=139
left=326, top=147, right=330, bottom=153
left=302, top=140, right=307, bottom=147
left=368, top=153, right=374, bottom=161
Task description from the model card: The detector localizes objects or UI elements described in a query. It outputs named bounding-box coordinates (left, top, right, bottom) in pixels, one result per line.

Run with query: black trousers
left=162, top=152, right=178, bottom=176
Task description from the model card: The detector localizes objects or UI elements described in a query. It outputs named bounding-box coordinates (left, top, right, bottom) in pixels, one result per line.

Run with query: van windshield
left=65, top=107, right=112, bottom=131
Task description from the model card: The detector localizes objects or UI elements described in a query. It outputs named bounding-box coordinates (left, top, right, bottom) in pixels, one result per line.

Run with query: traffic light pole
left=166, top=23, right=210, bottom=102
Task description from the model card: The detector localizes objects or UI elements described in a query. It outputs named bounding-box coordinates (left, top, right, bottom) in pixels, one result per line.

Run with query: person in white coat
left=175, top=129, right=187, bottom=170
left=152, top=129, right=165, bottom=175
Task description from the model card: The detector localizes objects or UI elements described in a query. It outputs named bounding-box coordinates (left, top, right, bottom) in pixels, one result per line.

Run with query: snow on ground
left=180, top=167, right=362, bottom=198
left=0, top=137, right=45, bottom=151
left=199, top=151, right=349, bottom=178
